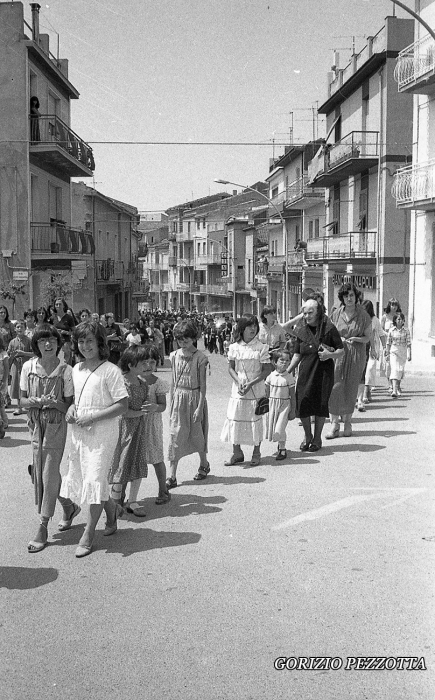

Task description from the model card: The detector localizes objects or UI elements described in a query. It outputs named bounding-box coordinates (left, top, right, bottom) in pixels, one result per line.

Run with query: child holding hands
left=265, top=348, right=296, bottom=460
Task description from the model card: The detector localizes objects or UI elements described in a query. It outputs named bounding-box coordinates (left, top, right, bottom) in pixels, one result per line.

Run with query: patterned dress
left=143, top=376, right=169, bottom=464
left=8, top=335, right=32, bottom=399
left=168, top=349, right=209, bottom=461
left=20, top=357, right=73, bottom=515
left=387, top=327, right=411, bottom=380
left=221, top=339, right=270, bottom=446
left=265, top=370, right=296, bottom=443
left=109, top=378, right=149, bottom=484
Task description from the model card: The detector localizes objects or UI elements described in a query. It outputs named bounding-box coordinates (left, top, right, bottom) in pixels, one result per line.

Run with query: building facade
left=392, top=0, right=435, bottom=371
left=307, top=16, right=414, bottom=315
left=0, top=2, right=95, bottom=315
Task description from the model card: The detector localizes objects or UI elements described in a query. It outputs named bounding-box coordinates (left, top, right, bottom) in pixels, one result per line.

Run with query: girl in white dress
left=265, top=349, right=296, bottom=461
left=61, top=321, right=129, bottom=558
left=221, top=314, right=270, bottom=466
left=385, top=313, right=412, bottom=398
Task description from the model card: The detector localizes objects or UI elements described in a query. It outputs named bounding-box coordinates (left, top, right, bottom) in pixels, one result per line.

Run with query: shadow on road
left=124, top=493, right=227, bottom=524
left=98, top=527, right=201, bottom=557
left=183, top=475, right=266, bottom=485
left=0, top=437, right=31, bottom=447
left=352, top=416, right=408, bottom=423
left=0, top=566, right=58, bottom=589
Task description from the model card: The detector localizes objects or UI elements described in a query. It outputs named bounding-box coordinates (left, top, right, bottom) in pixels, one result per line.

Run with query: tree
left=39, top=271, right=74, bottom=308
left=0, top=281, right=27, bottom=318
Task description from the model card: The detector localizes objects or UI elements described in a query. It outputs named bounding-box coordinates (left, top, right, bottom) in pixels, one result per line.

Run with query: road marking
left=272, top=489, right=426, bottom=531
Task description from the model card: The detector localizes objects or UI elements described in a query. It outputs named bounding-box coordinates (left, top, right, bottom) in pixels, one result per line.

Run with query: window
left=172, top=221, right=178, bottom=233
left=314, top=219, right=320, bottom=238
left=308, top=221, right=314, bottom=239
left=202, top=242, right=206, bottom=255
left=358, top=172, right=368, bottom=231
left=197, top=242, right=201, bottom=257
left=248, top=259, right=251, bottom=284
left=196, top=219, right=200, bottom=229
left=332, top=184, right=340, bottom=233
left=187, top=221, right=191, bottom=233
left=271, top=186, right=279, bottom=199
left=202, top=218, right=206, bottom=229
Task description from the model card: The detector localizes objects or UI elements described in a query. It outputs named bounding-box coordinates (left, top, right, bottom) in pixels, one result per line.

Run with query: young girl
left=61, top=321, right=129, bottom=558
left=166, top=319, right=209, bottom=488
left=385, top=312, right=412, bottom=398
left=139, top=344, right=171, bottom=504
left=265, top=349, right=296, bottom=460
left=125, top=323, right=142, bottom=347
left=221, top=313, right=270, bottom=466
left=20, top=324, right=78, bottom=553
left=0, top=335, right=9, bottom=439
left=109, top=345, right=170, bottom=515
left=8, top=319, right=33, bottom=415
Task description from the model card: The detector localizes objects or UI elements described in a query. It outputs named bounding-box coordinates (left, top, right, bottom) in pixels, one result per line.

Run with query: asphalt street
left=1, top=347, right=435, bottom=700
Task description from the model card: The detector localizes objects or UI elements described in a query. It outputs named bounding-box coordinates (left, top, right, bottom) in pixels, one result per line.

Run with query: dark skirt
left=296, top=355, right=335, bottom=418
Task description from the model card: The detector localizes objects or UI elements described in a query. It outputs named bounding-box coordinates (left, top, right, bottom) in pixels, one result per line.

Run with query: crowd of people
left=0, top=286, right=412, bottom=558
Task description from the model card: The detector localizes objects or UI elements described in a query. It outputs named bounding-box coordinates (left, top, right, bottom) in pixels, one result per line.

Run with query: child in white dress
left=385, top=312, right=412, bottom=398
left=265, top=349, right=296, bottom=460
left=221, top=314, right=270, bottom=466
left=61, top=321, right=129, bottom=558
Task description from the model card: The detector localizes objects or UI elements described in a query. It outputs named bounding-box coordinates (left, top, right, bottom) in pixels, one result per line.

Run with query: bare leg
left=153, top=462, right=168, bottom=496
left=313, top=416, right=325, bottom=445
left=343, top=413, right=353, bottom=437
left=78, top=502, right=104, bottom=548
left=391, top=379, right=399, bottom=396
left=326, top=414, right=340, bottom=439
left=300, top=417, right=313, bottom=445
left=169, top=459, right=178, bottom=481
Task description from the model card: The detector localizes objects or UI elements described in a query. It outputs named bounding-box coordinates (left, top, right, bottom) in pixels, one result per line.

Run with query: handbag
left=255, top=396, right=269, bottom=415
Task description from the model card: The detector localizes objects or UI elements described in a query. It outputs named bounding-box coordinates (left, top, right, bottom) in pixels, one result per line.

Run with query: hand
left=238, top=381, right=247, bottom=395
left=75, top=413, right=94, bottom=428
left=65, top=405, right=77, bottom=424
left=141, top=402, right=158, bottom=413
left=40, top=394, right=56, bottom=409
left=28, top=396, right=42, bottom=407
left=193, top=405, right=203, bottom=422
left=318, top=347, right=332, bottom=361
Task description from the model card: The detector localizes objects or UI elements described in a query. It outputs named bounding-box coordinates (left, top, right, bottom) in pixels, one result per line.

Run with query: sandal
left=194, top=462, right=210, bottom=480
left=125, top=501, right=147, bottom=518
left=75, top=541, right=93, bottom=558
left=28, top=522, right=48, bottom=553
left=155, top=491, right=171, bottom=505
left=250, top=452, right=261, bottom=466
left=275, top=448, right=287, bottom=461
left=166, top=476, right=178, bottom=490
left=325, top=424, right=340, bottom=440
left=224, top=453, right=244, bottom=466
left=58, top=503, right=81, bottom=531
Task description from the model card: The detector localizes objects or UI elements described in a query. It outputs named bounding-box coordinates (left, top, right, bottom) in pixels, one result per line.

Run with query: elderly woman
left=258, top=305, right=286, bottom=350
left=288, top=298, right=344, bottom=451
left=52, top=298, right=76, bottom=365
left=326, top=283, right=372, bottom=439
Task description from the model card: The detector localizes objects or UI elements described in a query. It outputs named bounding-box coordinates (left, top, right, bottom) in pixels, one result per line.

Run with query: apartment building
left=0, top=2, right=95, bottom=315
left=138, top=221, right=171, bottom=310
left=307, top=16, right=414, bottom=315
left=264, top=143, right=325, bottom=319
left=71, top=183, right=140, bottom=319
left=392, top=0, right=435, bottom=371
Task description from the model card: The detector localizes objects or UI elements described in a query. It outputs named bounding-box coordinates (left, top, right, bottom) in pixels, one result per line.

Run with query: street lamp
left=214, top=178, right=289, bottom=321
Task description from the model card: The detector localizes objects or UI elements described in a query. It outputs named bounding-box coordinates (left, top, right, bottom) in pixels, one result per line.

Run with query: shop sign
left=332, top=273, right=376, bottom=290
left=12, top=270, right=28, bottom=281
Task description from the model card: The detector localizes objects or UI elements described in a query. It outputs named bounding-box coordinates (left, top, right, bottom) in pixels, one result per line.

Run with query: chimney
left=30, top=3, right=41, bottom=43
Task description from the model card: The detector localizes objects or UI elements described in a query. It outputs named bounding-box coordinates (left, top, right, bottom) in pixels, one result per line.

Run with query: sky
left=23, top=0, right=409, bottom=211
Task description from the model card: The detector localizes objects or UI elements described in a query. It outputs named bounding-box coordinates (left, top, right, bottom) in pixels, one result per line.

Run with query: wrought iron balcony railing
left=199, top=283, right=230, bottom=296
left=31, top=223, right=94, bottom=255
left=285, top=175, right=324, bottom=207
left=391, top=160, right=435, bottom=208
left=308, top=132, right=379, bottom=185
left=305, top=231, right=376, bottom=260
left=30, top=114, right=95, bottom=175
left=394, top=34, right=435, bottom=93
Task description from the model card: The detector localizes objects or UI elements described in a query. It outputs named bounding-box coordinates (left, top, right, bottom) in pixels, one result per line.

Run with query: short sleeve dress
left=60, top=361, right=128, bottom=504
left=265, top=370, right=296, bottom=442
left=109, top=378, right=149, bottom=485
left=329, top=306, right=372, bottom=416
left=168, top=349, right=209, bottom=461
left=221, top=338, right=270, bottom=446
left=144, top=376, right=169, bottom=464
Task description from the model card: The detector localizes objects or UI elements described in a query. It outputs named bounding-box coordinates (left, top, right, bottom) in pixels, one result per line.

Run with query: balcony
left=177, top=283, right=190, bottom=292
left=31, top=223, right=94, bottom=258
left=96, top=259, right=124, bottom=284
left=199, top=283, right=230, bottom=296
left=308, top=132, right=379, bottom=187
left=132, top=280, right=150, bottom=298
left=147, top=260, right=162, bottom=271
left=392, top=160, right=435, bottom=210
left=285, top=176, right=324, bottom=209
left=176, top=230, right=193, bottom=242
left=168, top=256, right=177, bottom=266
left=196, top=252, right=222, bottom=267
left=162, top=283, right=174, bottom=292
left=305, top=232, right=376, bottom=261
left=29, top=115, right=95, bottom=177
left=394, top=34, right=435, bottom=95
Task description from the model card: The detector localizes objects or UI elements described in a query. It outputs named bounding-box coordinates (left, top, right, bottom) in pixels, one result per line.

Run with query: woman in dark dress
left=288, top=299, right=344, bottom=452
left=53, top=298, right=76, bottom=365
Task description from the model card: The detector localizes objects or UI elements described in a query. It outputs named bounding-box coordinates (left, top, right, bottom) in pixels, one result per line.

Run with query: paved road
left=1, top=348, right=435, bottom=699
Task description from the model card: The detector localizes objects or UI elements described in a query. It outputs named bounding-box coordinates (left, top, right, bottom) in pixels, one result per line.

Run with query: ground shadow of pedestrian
left=345, top=429, right=416, bottom=438
left=99, top=527, right=201, bottom=557
left=352, top=416, right=408, bottom=423
left=182, top=475, right=266, bottom=486
left=0, top=437, right=31, bottom=447
left=123, top=493, right=226, bottom=524
left=318, top=443, right=386, bottom=455
left=0, top=566, right=58, bottom=589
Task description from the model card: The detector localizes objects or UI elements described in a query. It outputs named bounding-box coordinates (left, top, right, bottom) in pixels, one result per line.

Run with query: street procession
left=1, top=2, right=434, bottom=699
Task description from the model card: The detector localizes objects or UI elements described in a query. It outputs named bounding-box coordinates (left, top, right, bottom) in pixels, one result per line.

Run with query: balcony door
left=49, top=183, right=63, bottom=224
